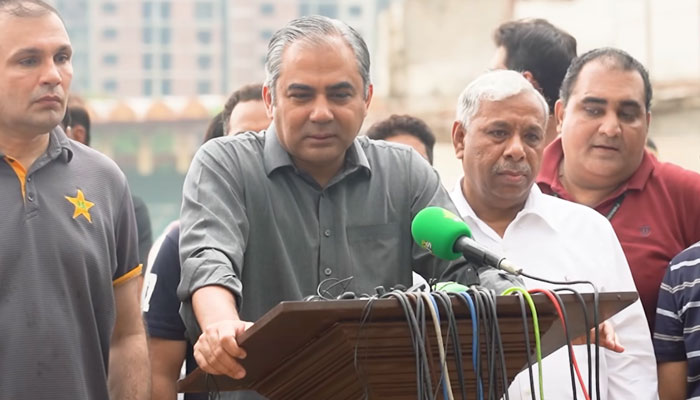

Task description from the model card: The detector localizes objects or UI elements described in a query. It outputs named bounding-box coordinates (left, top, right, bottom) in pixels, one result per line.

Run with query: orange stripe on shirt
left=113, top=264, right=143, bottom=287
left=4, top=156, right=27, bottom=200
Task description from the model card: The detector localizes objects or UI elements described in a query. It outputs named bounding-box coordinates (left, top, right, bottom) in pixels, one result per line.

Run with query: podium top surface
left=179, top=291, right=638, bottom=396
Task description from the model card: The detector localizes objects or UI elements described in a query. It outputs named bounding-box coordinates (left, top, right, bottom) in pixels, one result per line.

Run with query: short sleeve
left=654, top=262, right=688, bottom=362
left=112, top=182, right=142, bottom=285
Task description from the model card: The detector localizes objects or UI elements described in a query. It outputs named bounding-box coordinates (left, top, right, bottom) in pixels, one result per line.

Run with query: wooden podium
left=178, top=292, right=637, bottom=399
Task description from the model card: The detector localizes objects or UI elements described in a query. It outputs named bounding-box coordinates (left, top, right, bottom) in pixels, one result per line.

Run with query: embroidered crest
left=65, top=189, right=94, bottom=223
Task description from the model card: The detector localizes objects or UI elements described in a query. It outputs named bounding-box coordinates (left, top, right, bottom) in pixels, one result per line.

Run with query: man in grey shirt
left=177, top=16, right=484, bottom=395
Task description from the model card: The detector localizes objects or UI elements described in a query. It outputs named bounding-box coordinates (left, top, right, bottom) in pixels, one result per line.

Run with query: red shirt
left=537, top=137, right=700, bottom=332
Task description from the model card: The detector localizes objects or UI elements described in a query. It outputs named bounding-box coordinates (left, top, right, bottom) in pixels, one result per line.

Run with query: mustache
left=591, top=138, right=619, bottom=147
left=32, top=88, right=64, bottom=101
left=492, top=161, right=531, bottom=175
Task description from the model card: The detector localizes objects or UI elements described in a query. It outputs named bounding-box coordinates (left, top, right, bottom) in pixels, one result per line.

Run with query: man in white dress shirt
left=449, top=69, right=657, bottom=399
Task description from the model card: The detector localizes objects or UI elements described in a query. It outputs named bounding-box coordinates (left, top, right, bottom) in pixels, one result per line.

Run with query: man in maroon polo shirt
left=537, top=47, right=700, bottom=332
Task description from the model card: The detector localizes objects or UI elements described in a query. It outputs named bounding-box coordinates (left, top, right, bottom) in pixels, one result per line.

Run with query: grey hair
left=264, top=15, right=371, bottom=102
left=456, top=69, right=549, bottom=127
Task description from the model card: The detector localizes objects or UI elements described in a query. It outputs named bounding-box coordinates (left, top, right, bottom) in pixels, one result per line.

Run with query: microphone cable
left=424, top=293, right=455, bottom=400
left=529, top=289, right=591, bottom=400
left=204, top=372, right=222, bottom=400
left=354, top=296, right=378, bottom=400
left=513, top=290, right=536, bottom=400
left=555, top=287, right=593, bottom=397
left=456, top=291, right=484, bottom=400
left=435, top=291, right=468, bottom=400
left=388, top=291, right=433, bottom=399
left=471, top=287, right=503, bottom=400
left=519, top=272, right=601, bottom=400
left=470, top=287, right=493, bottom=399
left=501, top=287, right=544, bottom=399
left=316, top=276, right=355, bottom=299
left=483, top=288, right=509, bottom=400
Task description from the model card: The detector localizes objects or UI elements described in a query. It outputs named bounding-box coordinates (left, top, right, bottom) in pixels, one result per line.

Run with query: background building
left=52, top=0, right=389, bottom=97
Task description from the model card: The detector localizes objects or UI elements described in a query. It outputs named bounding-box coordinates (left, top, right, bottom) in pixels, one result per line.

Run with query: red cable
left=529, top=288, right=592, bottom=400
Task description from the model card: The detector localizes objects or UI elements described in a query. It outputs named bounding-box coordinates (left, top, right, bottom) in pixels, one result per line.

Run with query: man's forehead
left=277, top=36, right=361, bottom=85
left=0, top=11, right=70, bottom=52
left=571, top=59, right=645, bottom=101
left=475, top=92, right=548, bottom=124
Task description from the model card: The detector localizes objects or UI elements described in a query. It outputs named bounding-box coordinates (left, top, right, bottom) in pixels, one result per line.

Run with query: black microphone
left=453, top=235, right=522, bottom=275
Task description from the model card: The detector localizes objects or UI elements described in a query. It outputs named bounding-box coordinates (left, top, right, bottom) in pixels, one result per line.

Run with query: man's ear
left=262, top=85, right=274, bottom=118
left=451, top=120, right=466, bottom=159
left=554, top=99, right=566, bottom=135
left=72, top=125, right=87, bottom=145
left=646, top=111, right=651, bottom=128
left=364, top=84, right=373, bottom=109
left=522, top=71, right=543, bottom=93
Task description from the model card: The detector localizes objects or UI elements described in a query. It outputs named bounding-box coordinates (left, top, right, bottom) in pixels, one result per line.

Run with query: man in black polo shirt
left=0, top=1, right=149, bottom=398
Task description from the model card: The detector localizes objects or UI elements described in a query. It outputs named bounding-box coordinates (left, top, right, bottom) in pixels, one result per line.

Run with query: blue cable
left=458, top=292, right=484, bottom=400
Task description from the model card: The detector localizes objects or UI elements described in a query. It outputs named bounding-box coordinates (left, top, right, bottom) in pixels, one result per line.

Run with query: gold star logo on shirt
left=65, top=189, right=94, bottom=223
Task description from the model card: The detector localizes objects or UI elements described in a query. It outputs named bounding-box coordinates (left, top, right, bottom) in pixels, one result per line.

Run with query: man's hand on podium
left=572, top=321, right=624, bottom=353
left=193, top=319, right=254, bottom=379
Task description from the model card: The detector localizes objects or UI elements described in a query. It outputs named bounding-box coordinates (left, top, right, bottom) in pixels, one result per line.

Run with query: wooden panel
left=178, top=292, right=637, bottom=399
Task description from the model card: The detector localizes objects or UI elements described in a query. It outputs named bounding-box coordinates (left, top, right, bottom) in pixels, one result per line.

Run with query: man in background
left=450, top=69, right=655, bottom=399
left=655, top=242, right=700, bottom=400
left=0, top=1, right=148, bottom=398
left=492, top=18, right=577, bottom=146
left=537, top=48, right=700, bottom=333
left=221, top=83, right=269, bottom=135
left=365, top=114, right=436, bottom=165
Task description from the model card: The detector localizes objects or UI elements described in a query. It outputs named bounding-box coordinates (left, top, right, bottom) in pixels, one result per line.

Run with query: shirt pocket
left=346, top=222, right=401, bottom=284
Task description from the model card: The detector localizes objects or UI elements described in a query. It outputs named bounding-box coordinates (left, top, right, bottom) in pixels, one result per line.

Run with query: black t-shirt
left=144, top=225, right=207, bottom=400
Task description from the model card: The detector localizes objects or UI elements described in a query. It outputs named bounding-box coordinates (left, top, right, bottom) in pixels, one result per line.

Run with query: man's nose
left=503, top=134, right=526, bottom=161
left=309, top=96, right=333, bottom=123
left=598, top=111, right=622, bottom=137
left=40, top=60, right=63, bottom=87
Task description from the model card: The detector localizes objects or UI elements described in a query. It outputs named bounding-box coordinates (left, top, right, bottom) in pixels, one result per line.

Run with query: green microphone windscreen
left=411, top=207, right=472, bottom=260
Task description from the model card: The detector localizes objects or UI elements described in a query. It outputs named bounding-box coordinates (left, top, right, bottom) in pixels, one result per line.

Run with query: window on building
left=318, top=4, right=338, bottom=18
left=197, top=80, right=211, bottom=95
left=143, top=54, right=153, bottom=70
left=348, top=5, right=362, bottom=17
left=142, top=1, right=152, bottom=18
left=260, top=29, right=273, bottom=41
left=103, top=79, right=118, bottom=93
left=102, top=2, right=117, bottom=14
left=196, top=30, right=211, bottom=44
left=161, top=54, right=172, bottom=70
left=102, top=28, right=118, bottom=40
left=197, top=55, right=211, bottom=69
left=160, top=28, right=171, bottom=45
left=195, top=2, right=214, bottom=19
left=102, top=54, right=118, bottom=66
left=143, top=79, right=153, bottom=96
left=162, top=80, right=172, bottom=95
left=142, top=27, right=152, bottom=44
left=160, top=1, right=171, bottom=19
left=260, top=3, right=275, bottom=15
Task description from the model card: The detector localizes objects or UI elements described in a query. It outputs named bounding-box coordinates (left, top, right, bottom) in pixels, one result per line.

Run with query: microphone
left=411, top=207, right=522, bottom=275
